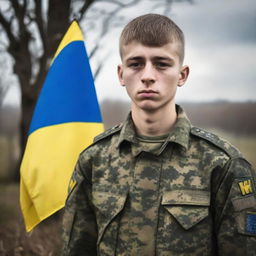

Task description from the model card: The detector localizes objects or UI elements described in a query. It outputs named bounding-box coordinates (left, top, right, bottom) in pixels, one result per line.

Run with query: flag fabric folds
left=20, top=21, right=104, bottom=232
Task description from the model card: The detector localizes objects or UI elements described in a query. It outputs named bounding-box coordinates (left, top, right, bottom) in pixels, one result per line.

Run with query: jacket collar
left=117, top=105, right=191, bottom=152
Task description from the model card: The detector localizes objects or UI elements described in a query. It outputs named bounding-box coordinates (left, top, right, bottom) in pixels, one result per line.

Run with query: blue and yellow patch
left=238, top=179, right=253, bottom=196
left=246, top=213, right=256, bottom=235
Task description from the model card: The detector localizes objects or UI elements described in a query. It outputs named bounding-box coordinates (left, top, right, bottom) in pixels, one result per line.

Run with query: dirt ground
left=0, top=183, right=62, bottom=256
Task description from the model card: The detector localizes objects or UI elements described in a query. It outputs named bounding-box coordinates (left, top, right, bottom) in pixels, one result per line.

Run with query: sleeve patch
left=246, top=213, right=256, bottom=235
left=68, top=178, right=77, bottom=194
left=238, top=179, right=253, bottom=196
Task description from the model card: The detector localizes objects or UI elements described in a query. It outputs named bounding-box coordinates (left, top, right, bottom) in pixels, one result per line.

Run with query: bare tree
left=0, top=0, right=72, bottom=158
left=0, top=0, right=142, bottom=162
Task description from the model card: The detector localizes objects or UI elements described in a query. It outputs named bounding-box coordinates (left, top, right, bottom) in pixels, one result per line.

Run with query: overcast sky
left=3, top=0, right=256, bottom=105
left=88, top=0, right=256, bottom=103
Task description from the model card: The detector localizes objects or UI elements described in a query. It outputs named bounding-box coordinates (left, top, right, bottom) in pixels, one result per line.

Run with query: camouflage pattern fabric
left=62, top=105, right=256, bottom=256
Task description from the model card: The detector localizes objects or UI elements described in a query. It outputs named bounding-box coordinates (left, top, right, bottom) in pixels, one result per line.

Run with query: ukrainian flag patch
left=238, top=179, right=253, bottom=196
left=246, top=213, right=256, bottom=235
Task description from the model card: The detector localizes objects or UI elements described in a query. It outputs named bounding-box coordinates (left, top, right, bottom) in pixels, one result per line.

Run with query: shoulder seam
left=93, top=123, right=123, bottom=144
left=78, top=123, right=123, bottom=156
left=191, top=126, right=242, bottom=158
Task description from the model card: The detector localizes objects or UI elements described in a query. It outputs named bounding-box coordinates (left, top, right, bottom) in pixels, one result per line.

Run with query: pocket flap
left=93, top=191, right=127, bottom=218
left=162, top=189, right=210, bottom=206
left=162, top=190, right=210, bottom=230
left=92, top=191, right=127, bottom=244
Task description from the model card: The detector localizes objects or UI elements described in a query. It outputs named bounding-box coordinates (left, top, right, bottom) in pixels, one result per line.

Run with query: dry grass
left=208, top=129, right=256, bottom=168
left=0, top=136, right=10, bottom=180
left=0, top=183, right=62, bottom=256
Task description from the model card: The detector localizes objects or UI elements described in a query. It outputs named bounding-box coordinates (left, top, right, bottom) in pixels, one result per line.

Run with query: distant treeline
left=1, top=101, right=256, bottom=136
left=101, top=100, right=256, bottom=135
left=182, top=101, right=256, bottom=135
left=0, top=106, right=20, bottom=136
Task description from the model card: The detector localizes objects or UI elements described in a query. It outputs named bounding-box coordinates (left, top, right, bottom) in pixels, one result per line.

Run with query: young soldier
left=62, top=14, right=256, bottom=255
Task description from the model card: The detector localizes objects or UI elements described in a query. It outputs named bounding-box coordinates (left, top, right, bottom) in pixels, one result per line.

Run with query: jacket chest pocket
left=162, top=189, right=210, bottom=229
left=158, top=190, right=212, bottom=254
left=92, top=190, right=127, bottom=252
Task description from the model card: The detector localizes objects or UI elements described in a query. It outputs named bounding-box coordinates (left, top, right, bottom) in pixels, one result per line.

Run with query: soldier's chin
left=138, top=102, right=159, bottom=112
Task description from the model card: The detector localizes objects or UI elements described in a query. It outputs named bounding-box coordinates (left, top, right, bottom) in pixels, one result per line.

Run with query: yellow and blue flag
left=20, top=21, right=104, bottom=232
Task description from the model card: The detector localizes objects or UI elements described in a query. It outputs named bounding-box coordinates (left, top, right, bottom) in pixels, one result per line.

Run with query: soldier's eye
left=155, top=62, right=170, bottom=69
left=128, top=62, right=143, bottom=69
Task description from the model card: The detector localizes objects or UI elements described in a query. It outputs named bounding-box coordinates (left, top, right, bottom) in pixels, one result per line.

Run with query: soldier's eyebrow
left=126, top=56, right=174, bottom=62
left=126, top=56, right=144, bottom=62
left=152, top=56, right=174, bottom=62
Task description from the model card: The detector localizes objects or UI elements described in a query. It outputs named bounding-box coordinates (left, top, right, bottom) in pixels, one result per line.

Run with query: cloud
left=177, top=43, right=256, bottom=102
left=91, top=0, right=256, bottom=102
left=173, top=0, right=256, bottom=46
left=171, top=0, right=256, bottom=101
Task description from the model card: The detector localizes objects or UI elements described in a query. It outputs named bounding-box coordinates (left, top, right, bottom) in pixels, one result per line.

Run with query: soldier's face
left=118, top=41, right=189, bottom=112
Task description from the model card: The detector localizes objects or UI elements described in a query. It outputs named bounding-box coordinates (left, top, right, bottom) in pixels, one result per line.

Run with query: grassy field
left=207, top=129, right=256, bottom=168
left=0, top=184, right=62, bottom=256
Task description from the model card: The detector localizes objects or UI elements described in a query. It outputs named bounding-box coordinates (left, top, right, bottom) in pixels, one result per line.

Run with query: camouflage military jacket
left=62, top=105, right=256, bottom=256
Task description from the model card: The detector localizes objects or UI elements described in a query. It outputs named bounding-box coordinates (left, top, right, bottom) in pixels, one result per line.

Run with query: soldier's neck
left=131, top=103, right=177, bottom=137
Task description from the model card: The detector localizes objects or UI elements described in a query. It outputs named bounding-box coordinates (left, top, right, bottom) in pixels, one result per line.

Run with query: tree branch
left=89, top=0, right=138, bottom=60
left=0, top=11, right=17, bottom=45
left=10, top=0, right=32, bottom=46
left=96, top=0, right=126, bottom=7
left=23, top=0, right=27, bottom=14
left=10, top=0, right=25, bottom=32
left=77, top=0, right=94, bottom=21
left=34, top=0, right=46, bottom=51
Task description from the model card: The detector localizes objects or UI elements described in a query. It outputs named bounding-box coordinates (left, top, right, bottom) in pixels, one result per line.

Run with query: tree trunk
left=20, top=95, right=37, bottom=157
left=16, top=0, right=72, bottom=179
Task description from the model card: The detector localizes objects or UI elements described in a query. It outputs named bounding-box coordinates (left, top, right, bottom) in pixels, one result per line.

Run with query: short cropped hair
left=119, top=14, right=185, bottom=63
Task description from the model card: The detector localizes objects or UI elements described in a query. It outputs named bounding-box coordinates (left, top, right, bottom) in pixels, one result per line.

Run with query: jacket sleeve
left=214, top=157, right=256, bottom=255
left=62, top=155, right=97, bottom=256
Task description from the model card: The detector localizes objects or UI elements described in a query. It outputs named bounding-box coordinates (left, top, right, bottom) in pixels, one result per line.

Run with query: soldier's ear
left=117, top=64, right=125, bottom=87
left=178, top=65, right=189, bottom=87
